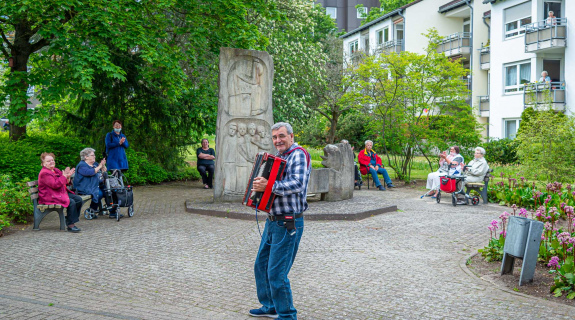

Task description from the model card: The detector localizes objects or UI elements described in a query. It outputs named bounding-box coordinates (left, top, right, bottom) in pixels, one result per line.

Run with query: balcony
left=523, top=82, right=566, bottom=111
left=478, top=95, right=489, bottom=117
left=524, top=18, right=567, bottom=53
left=437, top=32, right=471, bottom=57
left=377, top=40, right=403, bottom=55
left=479, top=45, right=490, bottom=70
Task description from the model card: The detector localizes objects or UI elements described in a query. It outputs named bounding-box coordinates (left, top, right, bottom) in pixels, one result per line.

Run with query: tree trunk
left=327, top=116, right=338, bottom=144
left=8, top=22, right=33, bottom=141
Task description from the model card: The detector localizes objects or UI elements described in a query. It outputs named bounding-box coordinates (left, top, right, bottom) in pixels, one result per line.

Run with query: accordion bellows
left=243, top=152, right=287, bottom=213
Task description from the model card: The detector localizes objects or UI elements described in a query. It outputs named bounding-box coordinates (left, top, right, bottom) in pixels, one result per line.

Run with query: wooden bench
left=465, top=168, right=494, bottom=204
left=28, top=180, right=93, bottom=231
left=28, top=180, right=66, bottom=231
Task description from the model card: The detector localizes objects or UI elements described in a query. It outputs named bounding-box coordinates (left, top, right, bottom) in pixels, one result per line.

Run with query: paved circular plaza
left=1, top=181, right=573, bottom=319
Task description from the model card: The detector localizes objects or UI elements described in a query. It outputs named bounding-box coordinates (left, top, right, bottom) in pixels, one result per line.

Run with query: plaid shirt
left=270, top=143, right=311, bottom=216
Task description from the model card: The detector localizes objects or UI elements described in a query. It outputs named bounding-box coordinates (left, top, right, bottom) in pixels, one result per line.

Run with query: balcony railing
left=523, top=82, right=566, bottom=111
left=376, top=40, right=403, bottom=54
left=478, top=95, right=489, bottom=117
left=524, top=18, right=567, bottom=52
left=479, top=44, right=490, bottom=70
left=437, top=32, right=471, bottom=57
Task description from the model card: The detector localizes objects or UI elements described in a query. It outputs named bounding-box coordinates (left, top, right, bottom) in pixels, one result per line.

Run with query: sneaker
left=248, top=308, right=278, bottom=318
left=387, top=183, right=396, bottom=188
left=378, top=185, right=386, bottom=191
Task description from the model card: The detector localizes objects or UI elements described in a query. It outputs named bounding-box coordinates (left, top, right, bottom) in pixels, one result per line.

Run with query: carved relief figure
left=252, top=125, right=271, bottom=153
left=223, top=122, right=238, bottom=195
left=228, top=58, right=267, bottom=117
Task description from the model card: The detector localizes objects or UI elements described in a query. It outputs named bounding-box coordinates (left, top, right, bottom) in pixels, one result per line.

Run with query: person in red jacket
left=37, top=152, right=83, bottom=232
left=358, top=140, right=395, bottom=191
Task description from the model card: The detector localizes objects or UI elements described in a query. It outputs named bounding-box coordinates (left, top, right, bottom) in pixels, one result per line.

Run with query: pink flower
left=519, top=208, right=528, bottom=217
left=548, top=256, right=560, bottom=269
left=544, top=222, right=553, bottom=231
left=500, top=230, right=507, bottom=237
left=558, top=232, right=571, bottom=245
left=490, top=220, right=499, bottom=228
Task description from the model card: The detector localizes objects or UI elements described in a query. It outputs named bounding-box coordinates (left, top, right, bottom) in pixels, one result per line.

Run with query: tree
left=351, top=30, right=481, bottom=181
left=0, top=0, right=271, bottom=141
left=306, top=36, right=360, bottom=144
left=358, top=0, right=412, bottom=26
left=250, top=1, right=339, bottom=125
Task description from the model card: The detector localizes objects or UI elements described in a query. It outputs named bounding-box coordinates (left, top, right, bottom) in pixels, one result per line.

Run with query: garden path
left=0, top=181, right=573, bottom=319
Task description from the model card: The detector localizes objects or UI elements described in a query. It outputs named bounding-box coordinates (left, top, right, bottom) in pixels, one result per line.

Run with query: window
left=376, top=28, right=389, bottom=45
left=504, top=1, right=532, bottom=38
left=395, top=23, right=404, bottom=41
left=505, top=61, right=531, bottom=93
left=357, top=7, right=368, bottom=19
left=463, top=17, right=471, bottom=33
left=326, top=7, right=337, bottom=20
left=504, top=119, right=521, bottom=139
left=349, top=40, right=359, bottom=55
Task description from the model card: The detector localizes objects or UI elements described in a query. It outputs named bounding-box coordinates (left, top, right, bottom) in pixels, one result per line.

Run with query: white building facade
left=341, top=0, right=574, bottom=140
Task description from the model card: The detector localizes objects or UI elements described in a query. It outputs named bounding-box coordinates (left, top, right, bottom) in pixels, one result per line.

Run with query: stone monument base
left=185, top=193, right=397, bottom=221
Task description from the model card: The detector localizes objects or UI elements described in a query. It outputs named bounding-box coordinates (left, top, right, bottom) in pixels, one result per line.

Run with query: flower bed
left=479, top=202, right=575, bottom=299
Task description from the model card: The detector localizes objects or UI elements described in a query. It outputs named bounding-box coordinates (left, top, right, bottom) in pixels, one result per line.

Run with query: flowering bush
left=480, top=204, right=575, bottom=299
left=0, top=174, right=33, bottom=224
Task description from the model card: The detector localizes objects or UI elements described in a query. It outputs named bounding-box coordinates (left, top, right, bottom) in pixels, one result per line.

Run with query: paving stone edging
left=185, top=200, right=398, bottom=221
left=460, top=251, right=575, bottom=310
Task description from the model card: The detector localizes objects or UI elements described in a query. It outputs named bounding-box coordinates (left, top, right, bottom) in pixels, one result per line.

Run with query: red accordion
left=243, top=152, right=287, bottom=213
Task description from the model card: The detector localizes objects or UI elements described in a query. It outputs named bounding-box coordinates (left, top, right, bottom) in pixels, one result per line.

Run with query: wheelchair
left=436, top=172, right=481, bottom=207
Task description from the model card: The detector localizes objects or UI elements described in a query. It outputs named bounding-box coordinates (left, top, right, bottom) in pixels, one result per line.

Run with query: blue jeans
left=254, top=217, right=304, bottom=320
left=369, top=167, right=392, bottom=187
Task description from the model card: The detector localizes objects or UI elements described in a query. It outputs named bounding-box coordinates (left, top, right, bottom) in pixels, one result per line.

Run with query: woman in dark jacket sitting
left=74, top=148, right=121, bottom=219
left=105, top=120, right=129, bottom=171
left=38, top=152, right=83, bottom=232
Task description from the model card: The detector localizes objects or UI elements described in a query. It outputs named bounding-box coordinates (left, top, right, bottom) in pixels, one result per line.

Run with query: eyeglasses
left=272, top=134, right=288, bottom=140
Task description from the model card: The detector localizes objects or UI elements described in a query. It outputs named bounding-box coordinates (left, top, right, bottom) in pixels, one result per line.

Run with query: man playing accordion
left=249, top=122, right=311, bottom=320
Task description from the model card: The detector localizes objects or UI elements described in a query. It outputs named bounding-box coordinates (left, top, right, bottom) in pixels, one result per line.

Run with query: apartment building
left=485, top=0, right=573, bottom=139
left=316, top=0, right=381, bottom=32
left=341, top=0, right=574, bottom=140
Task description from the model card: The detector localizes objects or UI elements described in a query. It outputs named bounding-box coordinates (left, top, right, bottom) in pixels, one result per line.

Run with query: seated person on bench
left=464, top=147, right=489, bottom=185
left=423, top=146, right=463, bottom=198
left=358, top=140, right=395, bottom=191
left=38, top=152, right=83, bottom=233
left=74, top=148, right=122, bottom=219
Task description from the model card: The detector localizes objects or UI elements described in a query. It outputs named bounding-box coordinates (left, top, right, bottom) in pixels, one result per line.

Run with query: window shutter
left=505, top=1, right=531, bottom=23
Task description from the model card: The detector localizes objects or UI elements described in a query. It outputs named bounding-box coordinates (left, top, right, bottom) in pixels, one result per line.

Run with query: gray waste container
left=503, top=216, right=530, bottom=258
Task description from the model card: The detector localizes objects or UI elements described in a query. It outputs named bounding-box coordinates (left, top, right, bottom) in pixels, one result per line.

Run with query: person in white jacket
left=464, top=147, right=489, bottom=185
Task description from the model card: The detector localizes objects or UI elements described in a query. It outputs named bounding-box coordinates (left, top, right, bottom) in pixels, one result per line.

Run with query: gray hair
left=475, top=147, right=486, bottom=155
left=80, top=147, right=95, bottom=161
left=271, top=122, right=293, bottom=134
left=340, top=139, right=349, bottom=144
left=364, top=140, right=373, bottom=146
left=549, top=11, right=554, bottom=15
left=542, top=70, right=548, bottom=75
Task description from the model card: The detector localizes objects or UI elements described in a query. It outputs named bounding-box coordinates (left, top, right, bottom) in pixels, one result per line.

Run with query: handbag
left=112, top=186, right=133, bottom=207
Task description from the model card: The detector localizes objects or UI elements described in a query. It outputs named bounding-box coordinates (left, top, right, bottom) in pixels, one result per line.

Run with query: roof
left=438, top=0, right=468, bottom=13
left=340, top=9, right=402, bottom=39
left=483, top=0, right=497, bottom=3
left=340, top=0, right=425, bottom=39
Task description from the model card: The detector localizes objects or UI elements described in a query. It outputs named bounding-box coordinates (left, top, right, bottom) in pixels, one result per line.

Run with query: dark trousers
left=198, top=164, right=214, bottom=188
left=66, top=193, right=83, bottom=225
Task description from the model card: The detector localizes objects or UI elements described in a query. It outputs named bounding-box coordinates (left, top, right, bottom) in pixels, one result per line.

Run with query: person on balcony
left=539, top=71, right=551, bottom=83
left=546, top=11, right=557, bottom=26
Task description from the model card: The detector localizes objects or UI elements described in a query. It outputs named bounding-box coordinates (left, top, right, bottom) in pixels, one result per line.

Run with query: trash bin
left=503, top=216, right=531, bottom=258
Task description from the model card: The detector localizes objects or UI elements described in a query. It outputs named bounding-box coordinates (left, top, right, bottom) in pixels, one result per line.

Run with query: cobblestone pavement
left=1, top=181, right=573, bottom=320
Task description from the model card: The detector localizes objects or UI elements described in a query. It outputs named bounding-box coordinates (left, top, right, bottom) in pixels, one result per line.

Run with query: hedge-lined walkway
left=0, top=181, right=573, bottom=319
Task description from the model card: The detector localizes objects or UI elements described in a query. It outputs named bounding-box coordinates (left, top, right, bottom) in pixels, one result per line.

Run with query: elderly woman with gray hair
left=464, top=147, right=489, bottom=185
left=73, top=148, right=121, bottom=219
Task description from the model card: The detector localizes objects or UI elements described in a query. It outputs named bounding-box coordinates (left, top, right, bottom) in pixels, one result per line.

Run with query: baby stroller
left=84, top=170, right=134, bottom=221
left=436, top=171, right=481, bottom=207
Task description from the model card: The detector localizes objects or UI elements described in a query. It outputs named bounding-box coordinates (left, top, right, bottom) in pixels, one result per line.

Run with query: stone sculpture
left=214, top=48, right=274, bottom=202
left=308, top=142, right=355, bottom=201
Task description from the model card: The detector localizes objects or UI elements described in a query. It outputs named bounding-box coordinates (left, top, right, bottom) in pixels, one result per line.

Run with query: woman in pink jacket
left=38, top=152, right=83, bottom=233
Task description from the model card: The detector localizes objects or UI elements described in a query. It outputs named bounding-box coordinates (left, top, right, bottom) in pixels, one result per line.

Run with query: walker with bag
left=84, top=169, right=134, bottom=221
left=436, top=165, right=481, bottom=207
